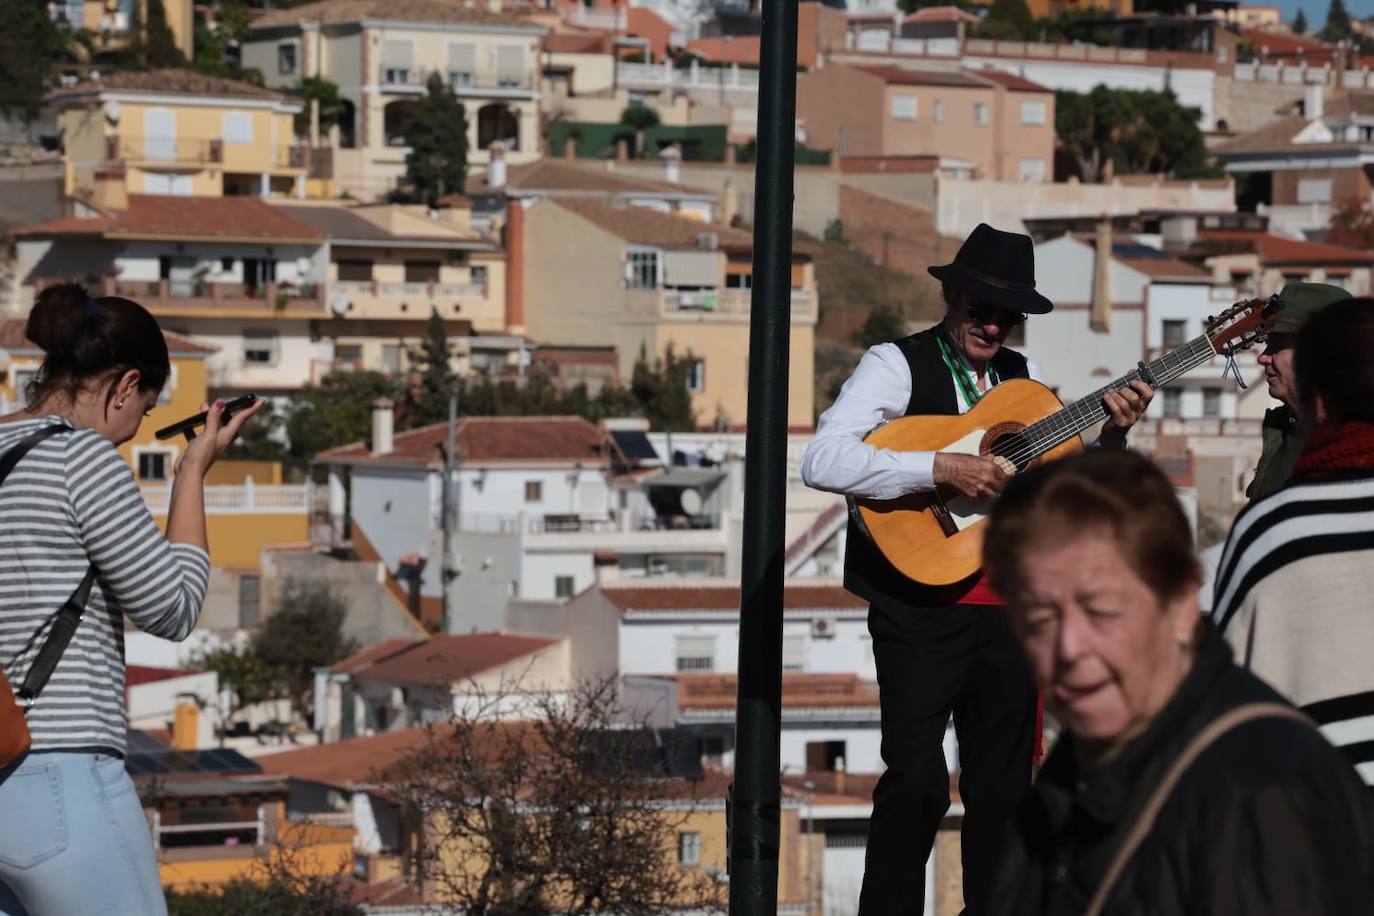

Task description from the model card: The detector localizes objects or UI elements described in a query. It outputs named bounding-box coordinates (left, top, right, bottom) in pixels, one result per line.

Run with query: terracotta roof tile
left=602, top=582, right=863, bottom=613
left=1117, top=255, right=1213, bottom=281
left=503, top=159, right=712, bottom=197
left=252, top=0, right=538, bottom=30
left=543, top=31, right=615, bottom=54
left=976, top=69, right=1051, bottom=93
left=1196, top=230, right=1374, bottom=265
left=52, top=68, right=289, bottom=102
left=13, top=195, right=325, bottom=243
left=350, top=634, right=561, bottom=687
left=1238, top=28, right=1339, bottom=59
left=852, top=65, right=990, bottom=88
left=677, top=673, right=879, bottom=710
left=552, top=199, right=755, bottom=249
left=316, top=414, right=612, bottom=465
left=0, top=318, right=216, bottom=355
left=257, top=726, right=435, bottom=785
left=1216, top=114, right=1315, bottom=154
left=904, top=5, right=979, bottom=23
left=330, top=638, right=423, bottom=675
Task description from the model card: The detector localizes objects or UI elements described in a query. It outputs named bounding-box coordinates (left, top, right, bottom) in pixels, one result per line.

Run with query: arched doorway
left=384, top=100, right=419, bottom=148
left=477, top=103, right=520, bottom=151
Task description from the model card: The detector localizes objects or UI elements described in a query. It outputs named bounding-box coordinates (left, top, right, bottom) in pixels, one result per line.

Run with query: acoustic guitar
left=853, top=296, right=1284, bottom=586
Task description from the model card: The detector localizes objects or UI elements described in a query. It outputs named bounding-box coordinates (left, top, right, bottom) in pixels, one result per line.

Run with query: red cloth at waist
left=955, top=575, right=1004, bottom=606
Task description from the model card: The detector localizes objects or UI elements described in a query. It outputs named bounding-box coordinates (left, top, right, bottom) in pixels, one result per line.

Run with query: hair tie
left=85, top=298, right=99, bottom=318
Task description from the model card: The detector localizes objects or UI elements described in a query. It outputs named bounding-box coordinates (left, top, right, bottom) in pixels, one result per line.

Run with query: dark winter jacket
left=988, top=620, right=1374, bottom=916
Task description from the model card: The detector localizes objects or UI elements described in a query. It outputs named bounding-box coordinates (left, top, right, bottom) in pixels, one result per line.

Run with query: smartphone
left=154, top=394, right=259, bottom=441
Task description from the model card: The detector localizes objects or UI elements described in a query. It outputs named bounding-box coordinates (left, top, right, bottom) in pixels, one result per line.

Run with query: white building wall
left=617, top=615, right=873, bottom=677
left=352, top=465, right=435, bottom=575
left=453, top=466, right=612, bottom=521
left=968, top=57, right=1216, bottom=127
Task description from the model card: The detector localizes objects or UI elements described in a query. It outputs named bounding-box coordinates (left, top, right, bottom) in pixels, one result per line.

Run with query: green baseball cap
left=1270, top=282, right=1352, bottom=335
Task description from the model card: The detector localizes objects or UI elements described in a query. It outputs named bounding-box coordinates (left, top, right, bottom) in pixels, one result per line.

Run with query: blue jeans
left=0, top=752, right=167, bottom=916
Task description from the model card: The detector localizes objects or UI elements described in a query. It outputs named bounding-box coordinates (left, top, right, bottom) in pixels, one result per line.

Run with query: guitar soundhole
left=983, top=422, right=1042, bottom=473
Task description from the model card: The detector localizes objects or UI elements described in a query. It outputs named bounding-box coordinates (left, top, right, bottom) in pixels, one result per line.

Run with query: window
left=222, top=111, right=253, bottom=144
left=890, top=94, right=917, bottom=120
left=1020, top=100, right=1046, bottom=125
left=405, top=260, right=441, bottom=284
left=555, top=575, right=575, bottom=599
left=674, top=634, right=715, bottom=672
left=338, top=259, right=373, bottom=282
left=220, top=256, right=234, bottom=272
left=470, top=264, right=489, bottom=288
left=626, top=249, right=660, bottom=289
left=686, top=359, right=705, bottom=394
left=524, top=480, right=543, bottom=503
left=805, top=740, right=847, bottom=772
left=239, top=574, right=260, bottom=628
left=137, top=449, right=171, bottom=482
left=678, top=832, right=702, bottom=867
left=1297, top=179, right=1332, bottom=203
left=335, top=344, right=362, bottom=369
left=243, top=331, right=278, bottom=365
left=383, top=40, right=413, bottom=85
left=973, top=102, right=989, bottom=126
left=448, top=41, right=476, bottom=88
left=381, top=344, right=402, bottom=374
left=1202, top=387, right=1221, bottom=418
left=1162, top=320, right=1186, bottom=349
left=1018, top=158, right=1045, bottom=182
left=933, top=99, right=944, bottom=124
left=277, top=43, right=296, bottom=75
left=1163, top=388, right=1183, bottom=419
left=782, top=634, right=806, bottom=672
left=726, top=273, right=752, bottom=289
left=145, top=173, right=192, bottom=195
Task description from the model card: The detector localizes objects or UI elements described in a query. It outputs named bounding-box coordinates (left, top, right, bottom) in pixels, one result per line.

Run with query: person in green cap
left=1246, top=282, right=1352, bottom=500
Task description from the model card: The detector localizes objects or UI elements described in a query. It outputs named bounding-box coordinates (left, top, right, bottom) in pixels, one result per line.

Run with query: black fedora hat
left=928, top=223, right=1054, bottom=315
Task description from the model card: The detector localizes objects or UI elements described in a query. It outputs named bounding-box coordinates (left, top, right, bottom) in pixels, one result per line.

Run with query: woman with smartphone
left=0, top=283, right=260, bottom=915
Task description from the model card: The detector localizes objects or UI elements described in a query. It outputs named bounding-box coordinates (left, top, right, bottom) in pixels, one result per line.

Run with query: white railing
left=616, top=61, right=759, bottom=92
left=140, top=484, right=311, bottom=516
left=378, top=281, right=429, bottom=297
left=631, top=0, right=701, bottom=38
left=563, top=5, right=625, bottom=30
left=336, top=280, right=487, bottom=299
left=455, top=512, right=709, bottom=535
left=433, top=282, right=487, bottom=298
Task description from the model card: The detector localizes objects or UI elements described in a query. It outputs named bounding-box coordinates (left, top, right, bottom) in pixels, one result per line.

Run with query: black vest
left=842, top=326, right=1030, bottom=611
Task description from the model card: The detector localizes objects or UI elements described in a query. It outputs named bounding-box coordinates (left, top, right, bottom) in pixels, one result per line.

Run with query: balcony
left=456, top=512, right=729, bottom=553
left=102, top=278, right=328, bottom=317
left=378, top=66, right=536, bottom=97
left=107, top=135, right=222, bottom=166
left=141, top=483, right=311, bottom=516
left=615, top=61, right=760, bottom=93
left=334, top=279, right=491, bottom=313
left=662, top=287, right=817, bottom=320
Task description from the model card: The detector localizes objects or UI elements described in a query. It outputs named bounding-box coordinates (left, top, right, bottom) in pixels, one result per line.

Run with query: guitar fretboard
left=989, top=335, right=1218, bottom=469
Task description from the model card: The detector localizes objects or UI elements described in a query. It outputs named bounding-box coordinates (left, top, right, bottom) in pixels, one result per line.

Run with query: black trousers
left=859, top=600, right=1037, bottom=916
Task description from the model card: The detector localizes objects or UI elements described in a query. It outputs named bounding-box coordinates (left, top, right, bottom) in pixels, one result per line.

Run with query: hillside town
left=0, top=0, right=1372, bottom=911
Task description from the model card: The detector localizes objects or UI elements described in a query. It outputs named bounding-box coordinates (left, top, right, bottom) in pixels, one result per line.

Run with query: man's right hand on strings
left=933, top=452, right=1015, bottom=500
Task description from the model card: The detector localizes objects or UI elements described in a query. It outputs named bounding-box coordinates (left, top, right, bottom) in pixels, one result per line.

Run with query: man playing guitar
left=801, top=223, right=1152, bottom=915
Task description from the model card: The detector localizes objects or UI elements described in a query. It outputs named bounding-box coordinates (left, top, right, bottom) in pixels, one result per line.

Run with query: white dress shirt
left=800, top=340, right=1046, bottom=500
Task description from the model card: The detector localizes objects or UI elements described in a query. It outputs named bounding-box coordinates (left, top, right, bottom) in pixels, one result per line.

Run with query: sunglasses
left=965, top=300, right=1027, bottom=328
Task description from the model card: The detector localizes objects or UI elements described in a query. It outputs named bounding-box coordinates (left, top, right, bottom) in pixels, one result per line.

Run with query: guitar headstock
left=1204, top=294, right=1284, bottom=355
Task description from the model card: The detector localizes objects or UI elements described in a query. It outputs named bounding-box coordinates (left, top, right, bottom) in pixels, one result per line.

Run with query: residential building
left=315, top=633, right=573, bottom=740
left=1184, top=216, right=1373, bottom=298
left=50, top=70, right=309, bottom=200
left=51, top=0, right=194, bottom=62
left=242, top=0, right=545, bottom=201
left=795, top=65, right=1056, bottom=182
left=1217, top=89, right=1374, bottom=237
left=479, top=155, right=720, bottom=223
left=515, top=198, right=818, bottom=429
left=10, top=195, right=332, bottom=396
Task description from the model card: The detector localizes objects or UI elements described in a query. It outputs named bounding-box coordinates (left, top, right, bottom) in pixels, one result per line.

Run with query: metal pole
left=729, top=0, right=797, bottom=910
left=441, top=393, right=457, bottom=633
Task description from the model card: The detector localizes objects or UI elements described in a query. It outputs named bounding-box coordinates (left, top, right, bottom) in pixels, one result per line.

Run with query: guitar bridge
left=929, top=494, right=959, bottom=538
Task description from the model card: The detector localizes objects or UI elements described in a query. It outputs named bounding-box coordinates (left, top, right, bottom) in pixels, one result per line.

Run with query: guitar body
left=855, top=379, right=1083, bottom=586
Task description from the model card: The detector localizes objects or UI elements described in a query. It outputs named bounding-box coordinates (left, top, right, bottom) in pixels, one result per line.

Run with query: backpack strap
left=0, top=425, right=98, bottom=707
left=1083, top=702, right=1312, bottom=916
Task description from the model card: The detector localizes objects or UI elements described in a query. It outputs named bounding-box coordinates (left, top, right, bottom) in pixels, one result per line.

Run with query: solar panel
left=1112, top=242, right=1167, bottom=259
left=611, top=430, right=660, bottom=463
left=124, top=749, right=262, bottom=777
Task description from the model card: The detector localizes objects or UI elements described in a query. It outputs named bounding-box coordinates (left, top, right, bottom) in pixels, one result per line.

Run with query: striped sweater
left=0, top=416, right=210, bottom=756
left=1213, top=471, right=1374, bottom=786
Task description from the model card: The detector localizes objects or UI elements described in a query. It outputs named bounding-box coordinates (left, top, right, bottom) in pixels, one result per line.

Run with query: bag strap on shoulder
left=0, top=424, right=98, bottom=707
left=1083, top=702, right=1312, bottom=916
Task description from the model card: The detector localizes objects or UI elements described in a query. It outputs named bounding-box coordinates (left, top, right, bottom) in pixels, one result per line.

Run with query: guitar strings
left=990, top=336, right=1219, bottom=469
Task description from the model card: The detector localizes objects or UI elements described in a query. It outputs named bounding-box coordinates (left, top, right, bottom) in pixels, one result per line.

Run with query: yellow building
left=518, top=197, right=818, bottom=430
left=68, top=0, right=195, bottom=61
left=51, top=69, right=309, bottom=201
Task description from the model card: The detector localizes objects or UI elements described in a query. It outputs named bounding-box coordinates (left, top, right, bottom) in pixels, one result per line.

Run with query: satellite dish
left=104, top=100, right=121, bottom=124
left=330, top=293, right=349, bottom=317
left=679, top=488, right=702, bottom=516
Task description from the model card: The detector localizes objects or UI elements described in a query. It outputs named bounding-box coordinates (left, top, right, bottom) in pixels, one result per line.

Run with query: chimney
left=1091, top=216, right=1113, bottom=333
left=171, top=701, right=198, bottom=750
left=661, top=143, right=681, bottom=184
left=487, top=140, right=507, bottom=189
left=371, top=396, right=395, bottom=455
left=92, top=164, right=128, bottom=211
left=1304, top=83, right=1324, bottom=119
left=504, top=200, right=525, bottom=335
left=721, top=178, right=738, bottom=226
left=563, top=135, right=577, bottom=159
left=593, top=548, right=618, bottom=585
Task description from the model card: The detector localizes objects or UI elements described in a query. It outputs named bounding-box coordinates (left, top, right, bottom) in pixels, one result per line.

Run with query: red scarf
left=1291, top=420, right=1374, bottom=481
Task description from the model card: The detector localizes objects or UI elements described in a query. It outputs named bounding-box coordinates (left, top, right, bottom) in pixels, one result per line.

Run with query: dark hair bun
left=26, top=283, right=91, bottom=357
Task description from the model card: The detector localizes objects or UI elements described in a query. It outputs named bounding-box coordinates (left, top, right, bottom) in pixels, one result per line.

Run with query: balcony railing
left=107, top=135, right=222, bottom=164
left=456, top=512, right=721, bottom=535
left=378, top=66, right=535, bottom=93
left=141, top=483, right=311, bottom=515
left=615, top=61, right=760, bottom=92
left=336, top=280, right=489, bottom=299
left=100, top=278, right=327, bottom=315
left=664, top=287, right=817, bottom=318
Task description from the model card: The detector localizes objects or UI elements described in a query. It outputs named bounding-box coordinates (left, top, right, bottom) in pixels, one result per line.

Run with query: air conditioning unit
left=810, top=617, right=836, bottom=639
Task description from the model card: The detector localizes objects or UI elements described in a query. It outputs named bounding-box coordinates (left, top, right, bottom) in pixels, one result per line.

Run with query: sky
left=1278, top=0, right=1374, bottom=24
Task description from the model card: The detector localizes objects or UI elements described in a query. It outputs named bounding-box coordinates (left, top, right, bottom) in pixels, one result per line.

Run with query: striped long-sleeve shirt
left=0, top=416, right=210, bottom=756
left=1213, top=471, right=1374, bottom=786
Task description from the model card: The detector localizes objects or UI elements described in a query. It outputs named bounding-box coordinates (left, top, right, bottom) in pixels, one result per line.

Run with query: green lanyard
left=935, top=332, right=997, bottom=407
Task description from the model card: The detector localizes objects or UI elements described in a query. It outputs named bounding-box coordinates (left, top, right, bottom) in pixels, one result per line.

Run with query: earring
left=116, top=398, right=126, bottom=409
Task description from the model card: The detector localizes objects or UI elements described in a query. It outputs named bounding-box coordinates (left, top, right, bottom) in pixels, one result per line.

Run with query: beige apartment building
left=243, top=0, right=545, bottom=201
left=796, top=65, right=1056, bottom=182
left=516, top=199, right=817, bottom=430
left=51, top=70, right=307, bottom=200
